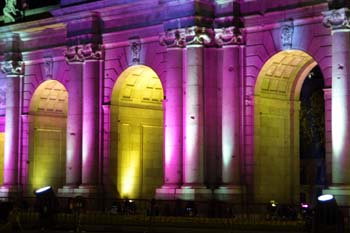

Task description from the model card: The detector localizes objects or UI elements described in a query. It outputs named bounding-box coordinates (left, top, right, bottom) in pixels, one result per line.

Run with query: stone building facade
left=0, top=0, right=349, bottom=205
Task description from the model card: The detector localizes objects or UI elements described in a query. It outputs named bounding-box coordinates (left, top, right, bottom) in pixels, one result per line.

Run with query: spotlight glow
left=35, top=186, right=51, bottom=194
left=318, top=194, right=334, bottom=202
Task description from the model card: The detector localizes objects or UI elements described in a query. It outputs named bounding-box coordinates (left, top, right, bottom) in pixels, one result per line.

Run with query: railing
left=1, top=197, right=349, bottom=232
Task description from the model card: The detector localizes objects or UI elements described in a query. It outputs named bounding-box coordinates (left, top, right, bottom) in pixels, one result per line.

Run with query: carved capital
left=81, top=43, right=103, bottom=61
left=1, top=60, right=24, bottom=76
left=160, top=28, right=186, bottom=48
left=215, top=27, right=243, bottom=46
left=64, top=45, right=84, bottom=63
left=281, top=20, right=294, bottom=50
left=323, top=8, right=350, bottom=30
left=64, top=43, right=102, bottom=63
left=185, top=26, right=213, bottom=46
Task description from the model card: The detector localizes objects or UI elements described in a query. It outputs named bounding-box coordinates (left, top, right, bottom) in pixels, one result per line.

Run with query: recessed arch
left=110, top=65, right=164, bottom=199
left=254, top=50, right=322, bottom=203
left=28, top=80, right=68, bottom=193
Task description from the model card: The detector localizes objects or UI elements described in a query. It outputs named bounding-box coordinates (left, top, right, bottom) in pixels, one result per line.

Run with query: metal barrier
left=1, top=197, right=349, bottom=232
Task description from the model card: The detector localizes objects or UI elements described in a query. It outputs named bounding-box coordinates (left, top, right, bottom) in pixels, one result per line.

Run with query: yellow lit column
left=323, top=8, right=350, bottom=205
left=214, top=27, right=244, bottom=200
left=176, top=26, right=212, bottom=200
left=0, top=33, right=24, bottom=197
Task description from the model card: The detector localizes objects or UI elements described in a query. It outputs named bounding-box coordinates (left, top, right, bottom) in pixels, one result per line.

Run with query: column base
left=175, top=185, right=213, bottom=200
left=323, top=185, right=350, bottom=205
left=214, top=185, right=245, bottom=202
left=74, top=185, right=103, bottom=197
left=155, top=185, right=179, bottom=200
left=0, top=185, right=22, bottom=199
left=57, top=185, right=79, bottom=197
left=57, top=185, right=103, bottom=198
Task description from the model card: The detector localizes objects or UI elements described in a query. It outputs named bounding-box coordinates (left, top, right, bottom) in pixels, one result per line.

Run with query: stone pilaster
left=59, top=46, right=84, bottom=195
left=156, top=29, right=185, bottom=200
left=59, top=12, right=103, bottom=197
left=176, top=26, right=213, bottom=200
left=214, top=26, right=244, bottom=201
left=80, top=44, right=102, bottom=189
left=323, top=88, right=332, bottom=187
left=0, top=33, right=24, bottom=198
left=322, top=8, right=350, bottom=205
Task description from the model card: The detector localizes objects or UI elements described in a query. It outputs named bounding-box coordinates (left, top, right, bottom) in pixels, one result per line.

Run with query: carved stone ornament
left=323, top=8, right=350, bottom=30
left=281, top=20, right=294, bottom=50
left=185, top=26, right=213, bottom=46
left=1, top=60, right=24, bottom=76
left=160, top=28, right=186, bottom=48
left=44, top=56, right=53, bottom=79
left=64, top=43, right=102, bottom=63
left=215, top=27, right=243, bottom=46
left=64, top=45, right=84, bottom=63
left=129, top=37, right=141, bottom=64
left=82, top=43, right=102, bottom=60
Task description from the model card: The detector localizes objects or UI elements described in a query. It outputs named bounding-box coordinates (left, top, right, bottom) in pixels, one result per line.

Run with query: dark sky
left=1, top=0, right=59, bottom=16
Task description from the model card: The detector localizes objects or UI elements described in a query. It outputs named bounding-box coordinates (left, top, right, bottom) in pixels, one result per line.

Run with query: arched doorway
left=254, top=50, right=324, bottom=203
left=110, top=65, right=164, bottom=199
left=28, top=80, right=68, bottom=193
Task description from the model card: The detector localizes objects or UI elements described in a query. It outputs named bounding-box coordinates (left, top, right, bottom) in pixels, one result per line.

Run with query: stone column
left=323, top=8, right=350, bottom=204
left=156, top=29, right=185, bottom=199
left=0, top=34, right=24, bottom=197
left=64, top=12, right=103, bottom=196
left=176, top=26, right=212, bottom=200
left=214, top=27, right=244, bottom=201
left=58, top=47, right=84, bottom=195
left=79, top=44, right=102, bottom=193
left=323, top=88, right=332, bottom=186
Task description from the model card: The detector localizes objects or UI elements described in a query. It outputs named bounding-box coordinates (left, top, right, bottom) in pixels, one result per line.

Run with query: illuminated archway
left=28, top=80, right=67, bottom=193
left=254, top=50, right=320, bottom=203
left=110, top=65, right=164, bottom=199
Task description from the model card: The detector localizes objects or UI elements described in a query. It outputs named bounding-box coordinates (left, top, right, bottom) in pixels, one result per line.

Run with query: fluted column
left=176, top=26, right=212, bottom=200
left=323, top=8, right=350, bottom=204
left=0, top=33, right=24, bottom=196
left=156, top=29, right=185, bottom=199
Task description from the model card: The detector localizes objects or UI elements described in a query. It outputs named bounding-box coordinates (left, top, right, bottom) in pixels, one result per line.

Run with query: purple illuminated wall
left=0, top=0, right=348, bottom=205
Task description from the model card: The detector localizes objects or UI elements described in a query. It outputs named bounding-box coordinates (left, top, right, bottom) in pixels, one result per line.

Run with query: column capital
left=1, top=60, right=24, bottom=76
left=160, top=26, right=214, bottom=48
left=64, top=43, right=103, bottom=63
left=323, top=8, right=350, bottom=30
left=214, top=26, right=244, bottom=47
left=185, top=26, right=213, bottom=47
left=160, top=28, right=186, bottom=48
